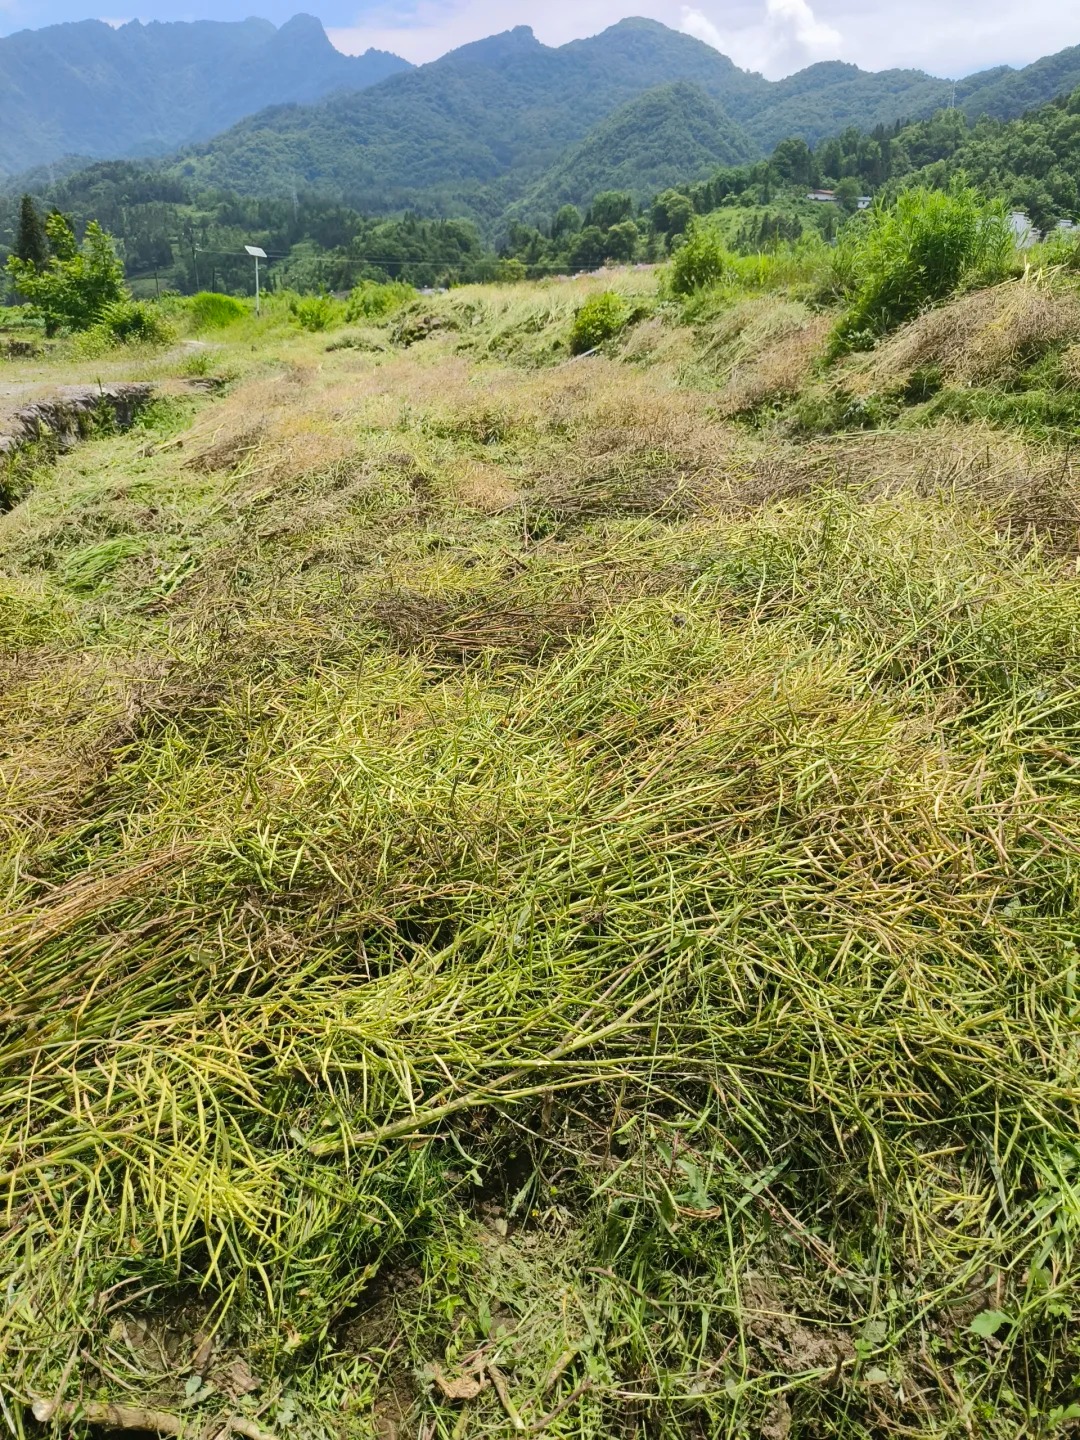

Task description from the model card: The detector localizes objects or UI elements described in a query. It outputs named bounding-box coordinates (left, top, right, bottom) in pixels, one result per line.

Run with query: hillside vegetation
left=4, top=194, right=1080, bottom=1438
left=7, top=75, right=1080, bottom=307
left=0, top=14, right=408, bottom=177
left=508, top=82, right=756, bottom=221
left=165, top=20, right=1080, bottom=223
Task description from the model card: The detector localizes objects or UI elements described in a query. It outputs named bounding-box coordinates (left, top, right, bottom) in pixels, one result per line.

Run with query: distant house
left=1009, top=211, right=1038, bottom=250
left=807, top=190, right=874, bottom=209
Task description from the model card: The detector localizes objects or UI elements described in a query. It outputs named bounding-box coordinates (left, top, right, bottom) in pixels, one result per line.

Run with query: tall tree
left=14, top=195, right=47, bottom=266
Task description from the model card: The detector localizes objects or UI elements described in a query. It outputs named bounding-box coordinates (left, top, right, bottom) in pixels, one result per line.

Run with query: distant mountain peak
left=444, top=25, right=541, bottom=64
left=276, top=14, right=328, bottom=37
left=0, top=13, right=410, bottom=176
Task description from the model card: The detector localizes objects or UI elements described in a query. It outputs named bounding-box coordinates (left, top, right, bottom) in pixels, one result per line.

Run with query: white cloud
left=678, top=7, right=724, bottom=50
left=679, top=0, right=842, bottom=77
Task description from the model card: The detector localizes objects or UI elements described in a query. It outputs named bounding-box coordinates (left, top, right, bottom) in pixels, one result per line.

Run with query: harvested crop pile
left=4, top=275, right=1080, bottom=1440
left=847, top=276, right=1080, bottom=392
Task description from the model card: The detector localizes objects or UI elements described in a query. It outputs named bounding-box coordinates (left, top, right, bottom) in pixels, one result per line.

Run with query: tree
left=835, top=177, right=864, bottom=213
left=771, top=137, right=815, bottom=187
left=604, top=219, right=640, bottom=263
left=551, top=205, right=582, bottom=242
left=588, top=191, right=633, bottom=231
left=569, top=226, right=606, bottom=271
left=6, top=214, right=127, bottom=335
left=652, top=189, right=694, bottom=241
left=14, top=195, right=48, bottom=265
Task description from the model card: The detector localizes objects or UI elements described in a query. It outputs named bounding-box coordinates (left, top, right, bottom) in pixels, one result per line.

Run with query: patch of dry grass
left=848, top=276, right=1080, bottom=392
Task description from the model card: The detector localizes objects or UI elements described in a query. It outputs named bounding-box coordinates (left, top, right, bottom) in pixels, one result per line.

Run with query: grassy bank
left=3, top=264, right=1080, bottom=1440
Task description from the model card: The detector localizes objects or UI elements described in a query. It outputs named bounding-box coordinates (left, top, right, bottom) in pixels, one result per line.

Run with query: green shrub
left=187, top=291, right=247, bottom=331
left=290, top=294, right=343, bottom=333
left=344, top=280, right=415, bottom=323
left=73, top=299, right=174, bottom=356
left=668, top=223, right=731, bottom=297
left=6, top=214, right=126, bottom=336
left=830, top=186, right=1016, bottom=357
left=100, top=299, right=173, bottom=345
left=1027, top=227, right=1080, bottom=273
left=569, top=291, right=630, bottom=354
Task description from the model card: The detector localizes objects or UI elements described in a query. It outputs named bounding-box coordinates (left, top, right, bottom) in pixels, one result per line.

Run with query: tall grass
left=186, top=291, right=248, bottom=331
left=830, top=185, right=1017, bottom=357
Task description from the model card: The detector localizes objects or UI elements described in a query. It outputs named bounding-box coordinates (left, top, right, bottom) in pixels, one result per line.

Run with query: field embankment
left=4, top=264, right=1080, bottom=1440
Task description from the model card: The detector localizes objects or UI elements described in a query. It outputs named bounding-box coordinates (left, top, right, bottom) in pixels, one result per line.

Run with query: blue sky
left=2, top=0, right=1078, bottom=80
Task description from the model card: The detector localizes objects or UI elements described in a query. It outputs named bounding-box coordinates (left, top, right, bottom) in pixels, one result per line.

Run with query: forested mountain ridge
left=0, top=14, right=410, bottom=177
left=508, top=83, right=757, bottom=223
left=165, top=18, right=1080, bottom=223
left=10, top=75, right=1080, bottom=305
left=171, top=20, right=767, bottom=223
left=954, top=43, right=1080, bottom=120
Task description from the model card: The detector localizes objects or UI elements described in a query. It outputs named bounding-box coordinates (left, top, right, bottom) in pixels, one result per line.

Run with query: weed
left=5, top=263, right=1080, bottom=1440
left=290, top=293, right=343, bottom=333
left=187, top=291, right=248, bottom=330
left=668, top=221, right=731, bottom=296
left=345, top=280, right=414, bottom=322
left=830, top=185, right=1017, bottom=357
left=570, top=291, right=630, bottom=353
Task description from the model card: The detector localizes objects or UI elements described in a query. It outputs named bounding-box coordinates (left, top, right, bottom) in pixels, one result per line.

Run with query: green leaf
left=970, top=1309, right=1011, bottom=1338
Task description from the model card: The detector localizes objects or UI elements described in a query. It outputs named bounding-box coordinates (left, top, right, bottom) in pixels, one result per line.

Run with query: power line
left=190, top=244, right=646, bottom=277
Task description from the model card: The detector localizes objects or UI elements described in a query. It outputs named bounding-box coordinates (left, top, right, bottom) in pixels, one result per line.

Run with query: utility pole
left=245, top=246, right=267, bottom=315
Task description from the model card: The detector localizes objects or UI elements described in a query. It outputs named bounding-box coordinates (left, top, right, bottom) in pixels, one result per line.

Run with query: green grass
left=4, top=266, right=1080, bottom=1440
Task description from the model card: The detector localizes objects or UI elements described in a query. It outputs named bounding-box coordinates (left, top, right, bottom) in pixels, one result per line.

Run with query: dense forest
left=4, top=79, right=1080, bottom=298
left=497, top=84, right=1080, bottom=276
left=157, top=23, right=1080, bottom=225
left=0, top=167, right=498, bottom=294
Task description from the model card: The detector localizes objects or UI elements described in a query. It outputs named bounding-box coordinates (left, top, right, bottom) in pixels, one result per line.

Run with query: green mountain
left=0, top=14, right=409, bottom=177
left=171, top=20, right=768, bottom=223
left=956, top=44, right=1080, bottom=120
left=167, top=19, right=1080, bottom=224
left=815, top=87, right=1080, bottom=229
left=740, top=62, right=955, bottom=150
left=511, top=82, right=757, bottom=223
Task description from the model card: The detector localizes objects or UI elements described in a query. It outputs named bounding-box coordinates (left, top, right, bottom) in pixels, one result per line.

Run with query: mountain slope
left=511, top=82, right=757, bottom=223
left=173, top=20, right=770, bottom=219
left=169, top=18, right=969, bottom=217
left=738, top=61, right=954, bottom=150
left=0, top=14, right=409, bottom=176
left=957, top=44, right=1080, bottom=120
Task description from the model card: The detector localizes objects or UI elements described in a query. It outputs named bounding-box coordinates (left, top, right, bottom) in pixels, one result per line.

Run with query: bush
left=668, top=223, right=731, bottom=297
left=830, top=186, right=1016, bottom=357
left=100, top=299, right=173, bottom=345
left=73, top=299, right=174, bottom=356
left=569, top=291, right=630, bottom=354
left=187, top=292, right=247, bottom=331
left=344, top=280, right=414, bottom=322
left=289, top=294, right=343, bottom=332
